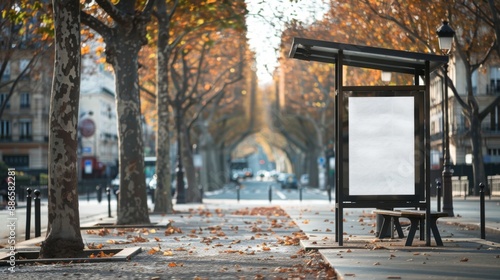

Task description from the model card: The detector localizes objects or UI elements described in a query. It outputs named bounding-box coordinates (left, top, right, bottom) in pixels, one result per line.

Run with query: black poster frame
left=340, top=88, right=426, bottom=203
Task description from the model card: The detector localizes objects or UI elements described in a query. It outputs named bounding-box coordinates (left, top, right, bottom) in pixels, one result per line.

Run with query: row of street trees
left=1, top=0, right=253, bottom=258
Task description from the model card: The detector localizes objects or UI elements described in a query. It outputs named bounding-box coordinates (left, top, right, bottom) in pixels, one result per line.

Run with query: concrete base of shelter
left=300, top=237, right=500, bottom=280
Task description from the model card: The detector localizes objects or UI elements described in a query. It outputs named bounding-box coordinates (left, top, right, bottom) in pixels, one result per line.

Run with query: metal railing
left=451, top=175, right=500, bottom=196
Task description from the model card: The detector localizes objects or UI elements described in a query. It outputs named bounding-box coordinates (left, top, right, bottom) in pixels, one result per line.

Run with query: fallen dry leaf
left=86, top=243, right=104, bottom=249
left=148, top=247, right=161, bottom=255
left=163, top=250, right=173, bottom=256
left=89, top=251, right=115, bottom=258
left=130, top=235, right=149, bottom=243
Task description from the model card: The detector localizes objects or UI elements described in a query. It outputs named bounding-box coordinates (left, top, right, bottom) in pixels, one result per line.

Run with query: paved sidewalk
left=281, top=199, right=500, bottom=280
left=1, top=198, right=499, bottom=279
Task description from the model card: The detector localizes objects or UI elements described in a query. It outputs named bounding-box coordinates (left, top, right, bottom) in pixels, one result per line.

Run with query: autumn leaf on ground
left=174, top=247, right=187, bottom=251
left=106, top=239, right=131, bottom=244
left=232, top=206, right=289, bottom=217
left=165, top=225, right=183, bottom=236
left=148, top=247, right=161, bottom=255
left=222, top=249, right=244, bottom=254
left=86, top=243, right=104, bottom=249
left=163, top=250, right=173, bottom=256
left=89, top=251, right=115, bottom=258
left=130, top=235, right=149, bottom=243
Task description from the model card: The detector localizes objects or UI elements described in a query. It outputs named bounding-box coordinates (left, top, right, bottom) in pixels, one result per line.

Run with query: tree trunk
left=470, top=109, right=487, bottom=195
left=79, top=1, right=154, bottom=224
left=111, top=34, right=150, bottom=225
left=307, top=148, right=320, bottom=188
left=153, top=0, right=173, bottom=214
left=200, top=127, right=222, bottom=191
left=40, top=0, right=84, bottom=258
left=184, top=127, right=202, bottom=203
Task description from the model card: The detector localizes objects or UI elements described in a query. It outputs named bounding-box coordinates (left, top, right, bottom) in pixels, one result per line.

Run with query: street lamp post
left=437, top=20, right=455, bottom=216
left=175, top=100, right=186, bottom=204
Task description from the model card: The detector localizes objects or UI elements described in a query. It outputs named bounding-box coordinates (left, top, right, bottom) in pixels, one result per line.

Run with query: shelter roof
left=289, top=37, right=448, bottom=75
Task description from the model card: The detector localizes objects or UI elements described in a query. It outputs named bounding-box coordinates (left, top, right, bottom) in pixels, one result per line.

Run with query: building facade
left=0, top=49, right=53, bottom=177
left=78, top=58, right=118, bottom=179
left=429, top=55, right=500, bottom=184
left=0, top=46, right=120, bottom=181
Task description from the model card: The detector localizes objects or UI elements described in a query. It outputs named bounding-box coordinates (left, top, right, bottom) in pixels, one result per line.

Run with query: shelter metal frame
left=289, top=37, right=448, bottom=246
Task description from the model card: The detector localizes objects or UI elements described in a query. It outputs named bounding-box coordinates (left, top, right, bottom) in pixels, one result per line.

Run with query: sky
left=245, top=0, right=329, bottom=86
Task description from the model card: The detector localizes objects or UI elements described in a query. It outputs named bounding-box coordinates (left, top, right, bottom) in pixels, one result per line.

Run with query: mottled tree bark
left=113, top=40, right=151, bottom=225
left=40, top=0, right=84, bottom=258
left=153, top=0, right=173, bottom=214
left=81, top=0, right=155, bottom=225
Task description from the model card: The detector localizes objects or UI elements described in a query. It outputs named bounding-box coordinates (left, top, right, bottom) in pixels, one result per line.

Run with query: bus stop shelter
left=289, top=37, right=448, bottom=246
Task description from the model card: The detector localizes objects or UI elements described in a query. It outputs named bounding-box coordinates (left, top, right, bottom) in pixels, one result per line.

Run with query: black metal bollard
left=96, top=185, right=102, bottom=203
left=150, top=187, right=155, bottom=204
left=34, top=189, right=41, bottom=237
left=106, top=187, right=112, bottom=218
left=236, top=185, right=240, bottom=202
left=25, top=188, right=32, bottom=240
left=479, top=183, right=485, bottom=239
left=299, top=186, right=303, bottom=201
left=328, top=186, right=332, bottom=203
left=436, top=180, right=442, bottom=212
left=268, top=185, right=272, bottom=203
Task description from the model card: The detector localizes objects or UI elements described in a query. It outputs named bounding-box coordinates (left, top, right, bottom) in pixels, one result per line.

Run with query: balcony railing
left=19, top=135, right=33, bottom=141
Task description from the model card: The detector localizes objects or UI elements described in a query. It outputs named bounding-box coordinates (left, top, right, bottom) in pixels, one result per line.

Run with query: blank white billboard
left=349, top=96, right=415, bottom=195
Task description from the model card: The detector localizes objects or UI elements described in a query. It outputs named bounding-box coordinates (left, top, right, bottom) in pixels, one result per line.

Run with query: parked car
left=111, top=174, right=162, bottom=195
left=148, top=174, right=176, bottom=196
left=278, top=173, right=299, bottom=189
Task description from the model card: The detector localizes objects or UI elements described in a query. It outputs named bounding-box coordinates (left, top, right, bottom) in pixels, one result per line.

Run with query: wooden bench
left=373, top=209, right=449, bottom=246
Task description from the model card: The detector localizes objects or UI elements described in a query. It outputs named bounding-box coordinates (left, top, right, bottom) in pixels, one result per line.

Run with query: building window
left=20, top=92, right=30, bottom=108
left=19, top=119, right=32, bottom=140
left=0, top=93, right=10, bottom=109
left=2, top=155, right=29, bottom=168
left=488, top=148, right=499, bottom=156
left=0, top=120, right=11, bottom=139
left=1, top=62, right=10, bottom=81
left=490, top=66, right=500, bottom=94
left=472, top=69, right=477, bottom=95
left=19, top=59, right=31, bottom=80
left=491, top=105, right=499, bottom=131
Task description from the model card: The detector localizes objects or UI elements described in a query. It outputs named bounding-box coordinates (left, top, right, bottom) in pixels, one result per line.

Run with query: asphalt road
left=1, top=178, right=499, bottom=244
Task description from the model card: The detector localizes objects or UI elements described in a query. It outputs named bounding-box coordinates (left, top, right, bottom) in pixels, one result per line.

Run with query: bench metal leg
left=393, top=218, right=404, bottom=238
left=405, top=217, right=420, bottom=246
left=378, top=215, right=392, bottom=238
left=419, top=218, right=425, bottom=240
left=430, top=217, right=443, bottom=246
left=378, top=216, right=404, bottom=239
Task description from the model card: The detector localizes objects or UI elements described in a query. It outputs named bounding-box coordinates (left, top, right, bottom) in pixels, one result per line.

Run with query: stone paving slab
left=320, top=238, right=500, bottom=280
